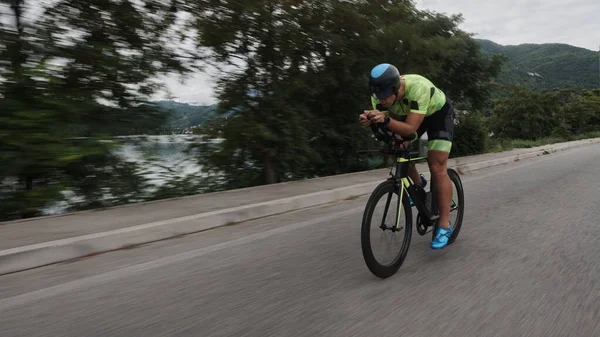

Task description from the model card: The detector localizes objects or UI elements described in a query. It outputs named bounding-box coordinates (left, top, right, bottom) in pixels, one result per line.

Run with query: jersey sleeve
left=409, top=85, right=430, bottom=115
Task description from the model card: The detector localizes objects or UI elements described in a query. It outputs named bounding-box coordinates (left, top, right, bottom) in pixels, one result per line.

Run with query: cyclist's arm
left=384, top=87, right=429, bottom=137
left=385, top=113, right=424, bottom=137
left=369, top=95, right=420, bottom=140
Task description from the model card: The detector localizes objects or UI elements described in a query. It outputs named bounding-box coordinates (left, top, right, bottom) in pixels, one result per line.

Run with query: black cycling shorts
left=395, top=98, right=455, bottom=152
left=417, top=98, right=455, bottom=142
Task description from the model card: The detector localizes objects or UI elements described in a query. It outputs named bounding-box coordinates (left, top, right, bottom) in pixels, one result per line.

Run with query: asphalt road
left=2, top=144, right=600, bottom=336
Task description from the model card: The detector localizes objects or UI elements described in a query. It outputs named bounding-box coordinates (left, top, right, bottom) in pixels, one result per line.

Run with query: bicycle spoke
left=380, top=191, right=394, bottom=230
left=450, top=198, right=458, bottom=212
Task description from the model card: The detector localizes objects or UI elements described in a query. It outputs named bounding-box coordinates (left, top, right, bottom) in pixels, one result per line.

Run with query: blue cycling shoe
left=430, top=224, right=453, bottom=249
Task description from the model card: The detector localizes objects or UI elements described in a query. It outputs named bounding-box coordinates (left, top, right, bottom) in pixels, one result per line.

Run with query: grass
left=485, top=131, right=600, bottom=153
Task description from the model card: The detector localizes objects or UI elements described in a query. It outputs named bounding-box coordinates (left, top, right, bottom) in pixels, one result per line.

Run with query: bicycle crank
left=416, top=213, right=433, bottom=236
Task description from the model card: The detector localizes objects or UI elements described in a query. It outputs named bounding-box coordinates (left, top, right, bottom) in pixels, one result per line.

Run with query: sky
left=414, top=0, right=599, bottom=51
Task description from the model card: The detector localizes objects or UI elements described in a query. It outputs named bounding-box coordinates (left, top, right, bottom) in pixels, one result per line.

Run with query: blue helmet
left=368, top=63, right=401, bottom=100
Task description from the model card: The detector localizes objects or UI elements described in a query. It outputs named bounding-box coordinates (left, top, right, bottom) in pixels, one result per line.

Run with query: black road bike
left=358, top=139, right=465, bottom=279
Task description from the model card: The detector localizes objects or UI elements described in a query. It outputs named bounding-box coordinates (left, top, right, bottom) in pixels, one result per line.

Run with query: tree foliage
left=0, top=0, right=193, bottom=220
left=451, top=111, right=488, bottom=157
left=487, top=87, right=600, bottom=141
left=191, top=0, right=505, bottom=187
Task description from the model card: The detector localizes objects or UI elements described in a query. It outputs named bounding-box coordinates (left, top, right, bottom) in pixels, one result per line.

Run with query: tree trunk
left=264, top=154, right=277, bottom=184
left=382, top=154, right=390, bottom=169
left=9, top=0, right=25, bottom=72
left=19, top=175, right=38, bottom=219
left=25, top=176, right=33, bottom=191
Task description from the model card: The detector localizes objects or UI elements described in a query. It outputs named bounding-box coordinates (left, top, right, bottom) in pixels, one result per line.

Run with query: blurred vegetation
left=451, top=88, right=600, bottom=157
left=0, top=0, right=599, bottom=221
left=0, top=0, right=195, bottom=220
left=190, top=0, right=504, bottom=186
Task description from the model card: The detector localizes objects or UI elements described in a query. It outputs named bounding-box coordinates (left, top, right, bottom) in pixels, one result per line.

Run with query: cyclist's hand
left=359, top=113, right=371, bottom=126
left=365, top=110, right=385, bottom=124
left=392, top=140, right=411, bottom=149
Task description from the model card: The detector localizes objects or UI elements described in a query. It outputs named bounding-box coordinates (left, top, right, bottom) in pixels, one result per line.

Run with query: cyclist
left=359, top=63, right=456, bottom=249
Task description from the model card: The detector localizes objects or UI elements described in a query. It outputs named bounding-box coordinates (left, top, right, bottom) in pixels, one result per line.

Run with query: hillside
left=151, top=101, right=219, bottom=130
left=476, top=39, right=599, bottom=92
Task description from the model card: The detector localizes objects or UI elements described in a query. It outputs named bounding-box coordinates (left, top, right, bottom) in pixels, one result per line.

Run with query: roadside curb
left=451, top=137, right=600, bottom=174
left=0, top=181, right=381, bottom=275
left=1, top=137, right=599, bottom=275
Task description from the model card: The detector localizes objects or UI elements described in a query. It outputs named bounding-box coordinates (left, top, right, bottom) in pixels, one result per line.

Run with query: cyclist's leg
left=429, top=150, right=451, bottom=228
left=408, top=121, right=429, bottom=186
left=408, top=163, right=421, bottom=186
left=426, top=99, right=455, bottom=248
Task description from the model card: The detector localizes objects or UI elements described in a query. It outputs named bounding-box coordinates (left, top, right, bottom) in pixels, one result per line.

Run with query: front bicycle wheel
left=361, top=180, right=413, bottom=279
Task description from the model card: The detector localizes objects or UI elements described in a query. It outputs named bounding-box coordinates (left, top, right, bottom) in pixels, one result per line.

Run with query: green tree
left=0, top=0, right=193, bottom=220
left=191, top=0, right=506, bottom=188
left=190, top=0, right=326, bottom=185
left=451, top=111, right=488, bottom=157
left=388, top=9, right=506, bottom=110
left=487, top=86, right=560, bottom=140
left=562, top=89, right=600, bottom=134
left=487, top=87, right=600, bottom=143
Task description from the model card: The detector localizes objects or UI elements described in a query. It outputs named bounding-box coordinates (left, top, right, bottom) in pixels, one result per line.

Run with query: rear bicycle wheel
left=361, top=180, right=413, bottom=279
left=430, top=168, right=465, bottom=244
left=447, top=168, right=464, bottom=244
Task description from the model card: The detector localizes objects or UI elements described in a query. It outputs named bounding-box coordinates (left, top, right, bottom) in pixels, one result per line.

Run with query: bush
left=451, top=111, right=488, bottom=158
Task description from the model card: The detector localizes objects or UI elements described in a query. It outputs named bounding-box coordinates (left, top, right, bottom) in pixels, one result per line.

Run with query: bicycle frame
left=356, top=146, right=440, bottom=228
left=390, top=153, right=440, bottom=225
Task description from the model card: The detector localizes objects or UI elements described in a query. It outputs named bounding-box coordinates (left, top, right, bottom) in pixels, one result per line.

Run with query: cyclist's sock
left=430, top=224, right=452, bottom=249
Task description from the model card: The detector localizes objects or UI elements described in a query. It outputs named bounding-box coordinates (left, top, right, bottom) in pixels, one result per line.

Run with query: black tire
left=361, top=179, right=413, bottom=279
left=431, top=168, right=465, bottom=244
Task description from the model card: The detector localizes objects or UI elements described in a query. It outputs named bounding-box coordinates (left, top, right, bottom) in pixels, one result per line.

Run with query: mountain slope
left=151, top=101, right=219, bottom=130
left=477, top=39, right=599, bottom=91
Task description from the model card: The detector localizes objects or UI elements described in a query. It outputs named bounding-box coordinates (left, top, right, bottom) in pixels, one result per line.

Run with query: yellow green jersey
left=371, top=74, right=446, bottom=117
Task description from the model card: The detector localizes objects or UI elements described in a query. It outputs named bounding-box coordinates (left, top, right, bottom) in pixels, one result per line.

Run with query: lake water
left=115, top=135, right=211, bottom=185
left=42, top=135, right=221, bottom=215
left=39, top=134, right=425, bottom=215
